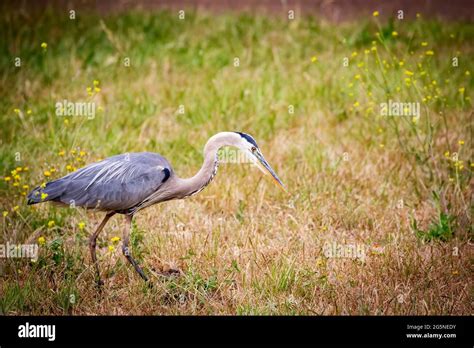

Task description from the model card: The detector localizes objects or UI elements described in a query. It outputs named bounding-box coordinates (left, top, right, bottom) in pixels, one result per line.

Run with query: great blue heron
left=27, top=132, right=285, bottom=285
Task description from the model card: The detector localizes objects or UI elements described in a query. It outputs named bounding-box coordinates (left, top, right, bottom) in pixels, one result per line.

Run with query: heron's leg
left=89, top=212, right=115, bottom=286
left=122, top=214, right=149, bottom=282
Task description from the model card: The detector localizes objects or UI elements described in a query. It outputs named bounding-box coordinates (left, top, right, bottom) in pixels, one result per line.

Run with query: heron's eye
left=251, top=146, right=257, bottom=153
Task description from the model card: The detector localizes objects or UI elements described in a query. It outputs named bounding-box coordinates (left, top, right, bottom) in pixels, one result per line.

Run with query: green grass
left=0, top=7, right=472, bottom=315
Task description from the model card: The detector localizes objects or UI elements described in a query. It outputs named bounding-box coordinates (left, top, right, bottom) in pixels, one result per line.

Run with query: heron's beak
left=252, top=150, right=287, bottom=193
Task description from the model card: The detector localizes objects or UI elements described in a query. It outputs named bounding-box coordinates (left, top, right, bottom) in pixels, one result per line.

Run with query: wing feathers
left=27, top=152, right=172, bottom=212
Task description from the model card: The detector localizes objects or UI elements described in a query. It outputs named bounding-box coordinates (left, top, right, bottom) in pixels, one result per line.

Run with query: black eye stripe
left=235, top=132, right=259, bottom=148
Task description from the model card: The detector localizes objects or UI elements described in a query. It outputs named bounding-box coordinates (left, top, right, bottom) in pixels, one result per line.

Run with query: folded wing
left=27, top=152, right=172, bottom=212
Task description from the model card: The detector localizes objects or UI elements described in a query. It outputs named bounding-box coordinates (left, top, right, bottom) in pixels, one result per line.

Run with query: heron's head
left=233, top=132, right=287, bottom=193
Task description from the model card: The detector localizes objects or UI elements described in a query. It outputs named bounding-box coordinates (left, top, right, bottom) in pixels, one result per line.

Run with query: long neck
left=175, top=134, right=228, bottom=198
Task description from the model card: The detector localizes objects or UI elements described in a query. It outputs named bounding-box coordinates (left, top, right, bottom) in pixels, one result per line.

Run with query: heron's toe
left=164, top=267, right=182, bottom=276
left=151, top=265, right=183, bottom=278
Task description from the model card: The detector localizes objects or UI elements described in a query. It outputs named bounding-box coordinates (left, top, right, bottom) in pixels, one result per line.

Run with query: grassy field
left=0, top=7, right=472, bottom=315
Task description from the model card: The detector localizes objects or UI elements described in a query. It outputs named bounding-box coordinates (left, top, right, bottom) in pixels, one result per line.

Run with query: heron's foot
left=165, top=267, right=182, bottom=276
left=151, top=266, right=183, bottom=278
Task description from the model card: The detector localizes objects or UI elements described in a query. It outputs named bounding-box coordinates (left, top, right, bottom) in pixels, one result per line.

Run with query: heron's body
left=29, top=152, right=173, bottom=213
left=27, top=132, right=284, bottom=285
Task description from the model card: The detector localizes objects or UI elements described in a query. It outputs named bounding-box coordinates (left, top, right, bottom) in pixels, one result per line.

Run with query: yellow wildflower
left=41, top=42, right=47, bottom=49
left=14, top=108, right=20, bottom=114
left=311, top=56, right=317, bottom=63
left=111, top=236, right=121, bottom=243
left=12, top=206, right=19, bottom=212
left=3, top=211, right=8, bottom=217
left=404, top=70, right=414, bottom=76
left=108, top=245, right=115, bottom=252
left=44, top=170, right=51, bottom=177
left=4, top=176, right=11, bottom=182
left=41, top=192, right=48, bottom=200
left=38, top=236, right=46, bottom=245
left=373, top=11, right=379, bottom=17
left=47, top=220, right=55, bottom=228
left=78, top=221, right=86, bottom=230
left=58, top=150, right=65, bottom=156
left=458, top=140, right=464, bottom=146
left=425, top=50, right=434, bottom=56
left=458, top=87, right=465, bottom=94
left=391, top=31, right=398, bottom=37
left=421, top=42, right=428, bottom=46
left=93, top=80, right=100, bottom=86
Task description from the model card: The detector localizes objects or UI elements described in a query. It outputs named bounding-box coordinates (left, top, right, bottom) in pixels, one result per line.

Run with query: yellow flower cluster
left=3, top=167, right=30, bottom=196
left=87, top=80, right=101, bottom=96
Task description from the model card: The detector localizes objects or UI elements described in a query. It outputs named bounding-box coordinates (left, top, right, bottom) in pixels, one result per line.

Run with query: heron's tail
left=27, top=179, right=67, bottom=205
